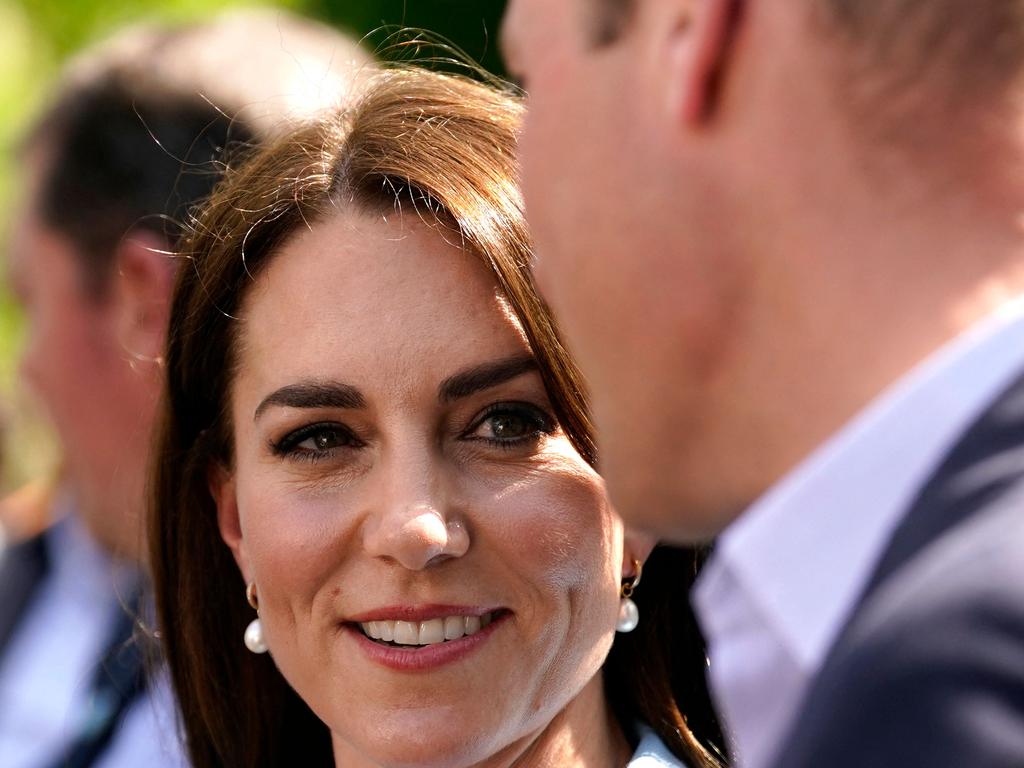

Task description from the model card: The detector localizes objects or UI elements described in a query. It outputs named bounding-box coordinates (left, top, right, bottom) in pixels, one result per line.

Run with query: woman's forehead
left=232, top=210, right=534, bottom=401
left=246, top=210, right=497, bottom=313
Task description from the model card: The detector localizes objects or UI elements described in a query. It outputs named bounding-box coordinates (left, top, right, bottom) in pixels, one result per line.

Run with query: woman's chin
left=331, top=710, right=502, bottom=768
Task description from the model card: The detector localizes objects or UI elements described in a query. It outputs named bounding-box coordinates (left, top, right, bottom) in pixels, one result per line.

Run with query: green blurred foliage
left=316, top=0, right=507, bottom=75
left=0, top=0, right=506, bottom=492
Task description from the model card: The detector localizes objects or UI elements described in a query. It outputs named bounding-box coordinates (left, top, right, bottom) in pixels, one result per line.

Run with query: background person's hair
left=22, top=9, right=370, bottom=299
left=150, top=65, right=724, bottom=768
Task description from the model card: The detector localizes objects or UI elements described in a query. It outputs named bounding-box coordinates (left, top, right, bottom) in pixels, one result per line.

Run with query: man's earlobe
left=665, top=0, right=745, bottom=126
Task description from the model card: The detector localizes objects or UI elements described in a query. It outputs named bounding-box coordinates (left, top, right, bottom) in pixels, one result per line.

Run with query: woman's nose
left=364, top=503, right=469, bottom=570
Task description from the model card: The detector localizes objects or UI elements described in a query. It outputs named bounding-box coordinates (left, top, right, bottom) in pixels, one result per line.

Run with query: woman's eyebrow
left=254, top=381, right=366, bottom=421
left=439, top=355, right=538, bottom=403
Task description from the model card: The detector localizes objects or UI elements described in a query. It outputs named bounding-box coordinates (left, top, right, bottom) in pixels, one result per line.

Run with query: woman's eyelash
left=271, top=422, right=361, bottom=461
left=465, top=402, right=557, bottom=449
left=270, top=404, right=557, bottom=462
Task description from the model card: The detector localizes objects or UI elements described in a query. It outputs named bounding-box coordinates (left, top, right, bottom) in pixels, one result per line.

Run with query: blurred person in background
left=0, top=474, right=55, bottom=549
left=0, top=403, right=52, bottom=546
left=502, top=0, right=1024, bottom=766
left=0, top=10, right=369, bottom=767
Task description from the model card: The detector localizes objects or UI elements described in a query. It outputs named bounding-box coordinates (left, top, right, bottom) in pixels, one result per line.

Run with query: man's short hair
left=589, top=0, right=1024, bottom=117
left=814, top=1, right=1024, bottom=108
left=25, top=10, right=370, bottom=298
left=591, top=0, right=636, bottom=47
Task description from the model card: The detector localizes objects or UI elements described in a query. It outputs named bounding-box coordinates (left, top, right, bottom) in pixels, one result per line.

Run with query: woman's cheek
left=237, top=479, right=355, bottom=633
left=472, top=452, right=622, bottom=598
left=457, top=452, right=623, bottom=717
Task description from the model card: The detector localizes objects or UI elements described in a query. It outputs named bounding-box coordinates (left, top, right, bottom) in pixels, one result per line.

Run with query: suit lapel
left=861, top=365, right=1024, bottom=602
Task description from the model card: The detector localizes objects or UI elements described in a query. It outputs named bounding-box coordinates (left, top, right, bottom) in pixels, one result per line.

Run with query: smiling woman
left=149, top=67, right=723, bottom=768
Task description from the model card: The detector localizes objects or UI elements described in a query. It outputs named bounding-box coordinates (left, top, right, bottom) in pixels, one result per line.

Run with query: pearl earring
left=616, top=559, right=642, bottom=633
left=244, top=582, right=268, bottom=654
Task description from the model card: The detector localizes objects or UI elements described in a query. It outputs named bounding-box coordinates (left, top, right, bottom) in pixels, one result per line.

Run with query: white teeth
left=419, top=618, right=445, bottom=645
left=394, top=621, right=418, bottom=645
left=444, top=616, right=465, bottom=640
left=359, top=612, right=497, bottom=646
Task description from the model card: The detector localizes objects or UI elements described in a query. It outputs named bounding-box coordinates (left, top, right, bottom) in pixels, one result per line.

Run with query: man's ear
left=113, top=229, right=175, bottom=364
left=209, top=462, right=252, bottom=583
left=658, top=0, right=745, bottom=125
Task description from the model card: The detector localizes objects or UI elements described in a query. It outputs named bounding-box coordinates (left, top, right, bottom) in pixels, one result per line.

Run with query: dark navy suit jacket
left=770, top=371, right=1024, bottom=766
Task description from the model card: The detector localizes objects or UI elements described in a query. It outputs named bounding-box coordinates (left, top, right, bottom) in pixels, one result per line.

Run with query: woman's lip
left=344, top=611, right=508, bottom=671
left=346, top=604, right=499, bottom=622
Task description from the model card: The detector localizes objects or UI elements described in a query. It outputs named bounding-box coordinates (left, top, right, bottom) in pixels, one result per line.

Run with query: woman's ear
left=209, top=462, right=252, bottom=582
left=622, top=529, right=658, bottom=577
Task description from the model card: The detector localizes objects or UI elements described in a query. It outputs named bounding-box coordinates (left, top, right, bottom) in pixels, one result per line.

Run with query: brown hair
left=24, top=9, right=369, bottom=299
left=150, top=66, right=724, bottom=767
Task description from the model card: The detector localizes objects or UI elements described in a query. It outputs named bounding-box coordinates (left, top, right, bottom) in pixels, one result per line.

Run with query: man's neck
left=693, top=169, right=1024, bottom=534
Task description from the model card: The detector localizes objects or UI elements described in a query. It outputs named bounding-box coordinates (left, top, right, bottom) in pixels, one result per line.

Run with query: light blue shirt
left=0, top=512, right=185, bottom=768
left=629, top=726, right=688, bottom=767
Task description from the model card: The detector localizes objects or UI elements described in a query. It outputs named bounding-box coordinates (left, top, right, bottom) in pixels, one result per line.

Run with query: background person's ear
left=209, top=463, right=253, bottom=582
left=657, top=0, right=745, bottom=125
left=113, top=229, right=175, bottom=365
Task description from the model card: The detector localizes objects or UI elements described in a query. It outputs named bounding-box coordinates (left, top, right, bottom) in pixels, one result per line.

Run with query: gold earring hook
left=246, top=582, right=259, bottom=612
left=620, top=558, right=643, bottom=599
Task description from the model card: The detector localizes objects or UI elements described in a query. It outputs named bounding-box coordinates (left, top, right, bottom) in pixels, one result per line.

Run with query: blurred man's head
left=7, top=10, right=369, bottom=558
left=503, top=0, right=1024, bottom=541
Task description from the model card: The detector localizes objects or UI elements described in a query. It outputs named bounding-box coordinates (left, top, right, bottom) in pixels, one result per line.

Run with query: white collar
left=696, top=297, right=1024, bottom=676
left=629, top=726, right=688, bottom=767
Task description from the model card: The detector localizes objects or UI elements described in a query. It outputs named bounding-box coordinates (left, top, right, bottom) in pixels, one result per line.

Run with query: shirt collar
left=46, top=496, right=141, bottom=604
left=629, top=725, right=686, bottom=767
left=696, top=298, right=1024, bottom=674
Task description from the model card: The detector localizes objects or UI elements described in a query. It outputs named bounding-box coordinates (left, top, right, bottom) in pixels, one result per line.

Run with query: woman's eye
left=467, top=404, right=554, bottom=447
left=298, top=429, right=348, bottom=451
left=482, top=413, right=534, bottom=440
left=272, top=423, right=359, bottom=461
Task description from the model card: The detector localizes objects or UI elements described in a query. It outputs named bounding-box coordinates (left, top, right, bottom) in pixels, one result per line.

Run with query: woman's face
left=215, top=209, right=628, bottom=767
